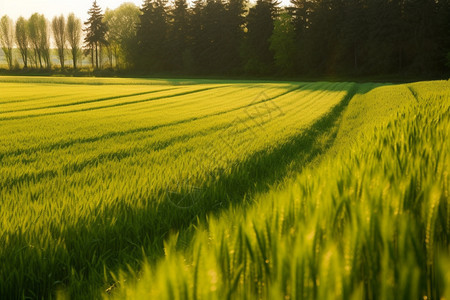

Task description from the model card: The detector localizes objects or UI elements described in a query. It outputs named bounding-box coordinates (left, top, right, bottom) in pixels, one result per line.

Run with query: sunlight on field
left=0, top=77, right=448, bottom=299
left=113, top=80, right=450, bottom=300
left=0, top=76, right=351, bottom=298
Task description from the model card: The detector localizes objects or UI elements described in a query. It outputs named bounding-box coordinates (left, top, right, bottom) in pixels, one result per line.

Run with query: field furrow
left=1, top=77, right=446, bottom=300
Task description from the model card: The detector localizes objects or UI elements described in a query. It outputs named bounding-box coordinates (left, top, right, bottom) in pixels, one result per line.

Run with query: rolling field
left=0, top=76, right=449, bottom=299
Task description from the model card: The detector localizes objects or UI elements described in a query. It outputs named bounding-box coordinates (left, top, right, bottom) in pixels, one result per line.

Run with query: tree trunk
left=91, top=47, right=94, bottom=68
left=23, top=50, right=28, bottom=68
left=73, top=48, right=77, bottom=69
left=60, top=50, right=65, bottom=69
left=114, top=47, right=118, bottom=69
left=99, top=44, right=103, bottom=69
left=108, top=45, right=113, bottom=69
left=95, top=42, right=99, bottom=69
left=38, top=50, right=43, bottom=69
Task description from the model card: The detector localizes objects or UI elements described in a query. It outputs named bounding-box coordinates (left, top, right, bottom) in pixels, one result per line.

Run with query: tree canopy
left=84, top=0, right=108, bottom=69
left=0, top=0, right=449, bottom=76
left=0, top=15, right=14, bottom=70
left=67, top=13, right=82, bottom=69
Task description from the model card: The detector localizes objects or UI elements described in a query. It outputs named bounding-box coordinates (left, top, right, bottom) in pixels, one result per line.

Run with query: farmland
left=0, top=76, right=449, bottom=299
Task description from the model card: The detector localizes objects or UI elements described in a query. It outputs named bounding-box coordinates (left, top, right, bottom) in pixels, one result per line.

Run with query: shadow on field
left=2, top=83, right=379, bottom=299
left=164, top=83, right=380, bottom=214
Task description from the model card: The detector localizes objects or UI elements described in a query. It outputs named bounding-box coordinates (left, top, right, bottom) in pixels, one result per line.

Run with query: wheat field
left=0, top=77, right=448, bottom=299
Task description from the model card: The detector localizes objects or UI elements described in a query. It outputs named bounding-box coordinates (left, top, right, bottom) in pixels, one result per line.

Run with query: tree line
left=0, top=13, right=82, bottom=69
left=0, top=2, right=139, bottom=71
left=1, top=0, right=449, bottom=76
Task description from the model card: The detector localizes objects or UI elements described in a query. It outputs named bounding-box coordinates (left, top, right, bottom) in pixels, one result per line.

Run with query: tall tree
left=224, top=0, right=246, bottom=73
left=269, top=12, right=296, bottom=74
left=0, top=15, right=15, bottom=70
left=189, top=0, right=245, bottom=73
left=402, top=0, right=440, bottom=72
left=168, top=0, right=191, bottom=71
left=437, top=0, right=450, bottom=72
left=198, top=0, right=228, bottom=72
left=137, top=0, right=169, bottom=71
left=243, top=0, right=279, bottom=74
left=290, top=0, right=311, bottom=73
left=28, top=13, right=49, bottom=68
left=58, top=0, right=448, bottom=75
left=67, top=13, right=82, bottom=69
left=84, top=0, right=108, bottom=69
left=306, top=0, right=343, bottom=74
left=190, top=0, right=206, bottom=72
left=338, top=0, right=368, bottom=73
left=104, top=3, right=140, bottom=69
left=39, top=15, right=51, bottom=68
left=52, top=15, right=66, bottom=68
left=365, top=0, right=401, bottom=73
left=15, top=17, right=29, bottom=68
left=28, top=14, right=41, bottom=68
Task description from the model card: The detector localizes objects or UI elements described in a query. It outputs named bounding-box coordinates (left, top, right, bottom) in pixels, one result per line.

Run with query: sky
left=0, top=0, right=291, bottom=23
left=0, top=0, right=143, bottom=22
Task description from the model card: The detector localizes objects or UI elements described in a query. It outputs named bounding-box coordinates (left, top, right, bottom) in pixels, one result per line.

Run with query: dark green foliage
left=290, top=0, right=450, bottom=75
left=193, top=0, right=229, bottom=72
left=270, top=12, right=296, bottom=74
left=223, top=0, right=246, bottom=72
left=132, top=0, right=450, bottom=75
left=84, top=0, right=108, bottom=69
left=167, top=0, right=191, bottom=71
left=104, top=3, right=140, bottom=69
left=136, top=0, right=169, bottom=71
left=129, top=0, right=449, bottom=75
left=3, top=0, right=449, bottom=75
left=242, top=0, right=279, bottom=75
left=137, top=0, right=247, bottom=74
left=401, top=0, right=441, bottom=72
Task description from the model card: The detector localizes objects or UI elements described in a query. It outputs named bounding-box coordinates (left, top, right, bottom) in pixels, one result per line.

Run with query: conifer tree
left=137, top=0, right=169, bottom=71
left=84, top=0, right=108, bottom=69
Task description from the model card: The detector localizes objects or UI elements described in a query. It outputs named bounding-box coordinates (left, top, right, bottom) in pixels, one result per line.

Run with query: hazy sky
left=0, top=0, right=146, bottom=22
left=0, top=0, right=290, bottom=23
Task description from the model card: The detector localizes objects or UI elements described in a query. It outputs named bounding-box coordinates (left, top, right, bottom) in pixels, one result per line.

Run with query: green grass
left=0, top=76, right=448, bottom=299
left=112, top=80, right=450, bottom=300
